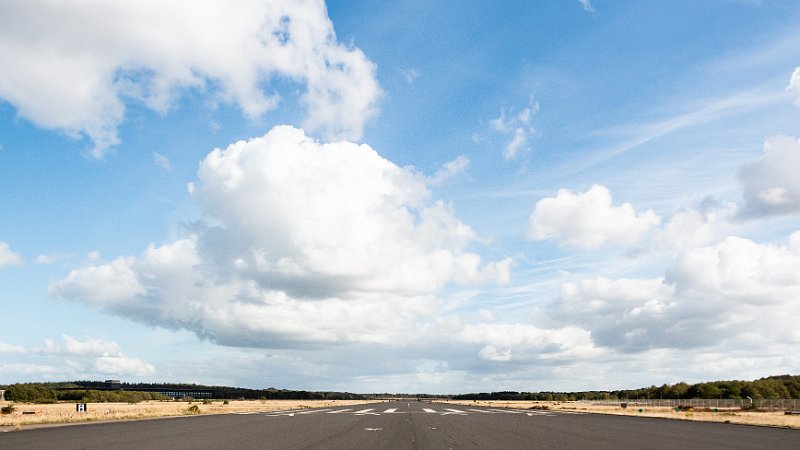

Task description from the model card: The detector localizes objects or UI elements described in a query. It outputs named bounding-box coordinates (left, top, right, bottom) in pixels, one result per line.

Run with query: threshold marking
left=441, top=409, right=468, bottom=416
left=467, top=409, right=499, bottom=414
left=327, top=409, right=352, bottom=414
left=297, top=409, right=331, bottom=415
left=423, top=408, right=438, bottom=413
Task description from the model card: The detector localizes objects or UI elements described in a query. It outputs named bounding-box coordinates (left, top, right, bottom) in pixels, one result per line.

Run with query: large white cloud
left=0, top=0, right=380, bottom=157
left=527, top=185, right=661, bottom=249
left=52, top=126, right=511, bottom=348
left=0, top=241, right=23, bottom=267
left=738, top=135, right=800, bottom=218
left=554, top=232, right=800, bottom=352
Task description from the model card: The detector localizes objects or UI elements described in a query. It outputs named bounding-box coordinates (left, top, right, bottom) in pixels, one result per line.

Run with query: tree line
left=451, top=375, right=800, bottom=401
left=0, top=381, right=367, bottom=403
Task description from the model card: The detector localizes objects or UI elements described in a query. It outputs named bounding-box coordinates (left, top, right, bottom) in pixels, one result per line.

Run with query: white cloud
left=52, top=126, right=510, bottom=348
left=153, top=152, right=172, bottom=171
left=738, top=135, right=800, bottom=218
left=0, top=342, right=27, bottom=354
left=489, top=97, right=538, bottom=160
left=527, top=185, right=661, bottom=249
left=35, top=253, right=63, bottom=265
left=429, top=155, right=470, bottom=186
left=0, top=241, right=23, bottom=267
left=462, top=323, right=600, bottom=362
left=400, top=68, right=420, bottom=84
left=1, top=335, right=155, bottom=379
left=0, top=0, right=380, bottom=158
left=657, top=199, right=735, bottom=250
left=555, top=232, right=800, bottom=352
left=788, top=67, right=800, bottom=107
left=94, top=355, right=155, bottom=377
left=43, top=335, right=121, bottom=357
left=578, top=0, right=595, bottom=13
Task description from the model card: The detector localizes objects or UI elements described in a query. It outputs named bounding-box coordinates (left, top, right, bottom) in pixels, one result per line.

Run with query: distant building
left=0, top=389, right=5, bottom=401
left=105, top=380, right=122, bottom=389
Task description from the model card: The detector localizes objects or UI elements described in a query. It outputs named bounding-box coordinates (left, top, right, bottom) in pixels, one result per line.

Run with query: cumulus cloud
left=658, top=198, right=735, bottom=250
left=0, top=0, right=380, bottom=157
left=527, top=185, right=661, bottom=249
left=554, top=232, right=800, bottom=352
left=0, top=342, right=27, bottom=354
left=52, top=126, right=510, bottom=348
left=0, top=241, right=23, bottom=267
left=738, top=135, right=800, bottom=218
left=43, top=335, right=121, bottom=357
left=462, top=323, right=600, bottom=362
left=489, top=97, right=538, bottom=160
left=1, top=335, right=155, bottom=378
left=788, top=67, right=800, bottom=107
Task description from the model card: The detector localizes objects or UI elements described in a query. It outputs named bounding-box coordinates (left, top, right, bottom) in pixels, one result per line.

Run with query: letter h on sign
left=76, top=403, right=87, bottom=412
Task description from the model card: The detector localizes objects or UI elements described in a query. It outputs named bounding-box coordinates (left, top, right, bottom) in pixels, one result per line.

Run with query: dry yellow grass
left=0, top=399, right=384, bottom=429
left=436, top=400, right=800, bottom=428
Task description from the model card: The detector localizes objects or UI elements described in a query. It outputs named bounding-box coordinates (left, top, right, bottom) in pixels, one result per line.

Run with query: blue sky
left=1, top=0, right=800, bottom=393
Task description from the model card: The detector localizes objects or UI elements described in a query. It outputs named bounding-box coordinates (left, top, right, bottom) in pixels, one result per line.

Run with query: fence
left=584, top=398, right=800, bottom=411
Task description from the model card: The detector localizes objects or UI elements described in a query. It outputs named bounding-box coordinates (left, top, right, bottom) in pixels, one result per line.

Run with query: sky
left=1, top=0, right=800, bottom=394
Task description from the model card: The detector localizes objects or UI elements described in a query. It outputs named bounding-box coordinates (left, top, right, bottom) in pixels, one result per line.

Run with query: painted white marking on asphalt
left=327, top=409, right=352, bottom=414
left=467, top=409, right=498, bottom=414
left=441, top=409, right=468, bottom=416
left=364, top=428, right=382, bottom=431
left=384, top=408, right=398, bottom=413
left=297, top=409, right=331, bottom=414
left=423, top=408, right=438, bottom=413
left=354, top=408, right=380, bottom=415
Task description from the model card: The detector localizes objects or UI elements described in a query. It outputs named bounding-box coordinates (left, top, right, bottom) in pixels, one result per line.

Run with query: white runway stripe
left=423, top=408, right=437, bottom=413
left=297, top=409, right=331, bottom=414
left=383, top=408, right=398, bottom=413
left=327, top=409, right=352, bottom=413
left=467, top=409, right=499, bottom=413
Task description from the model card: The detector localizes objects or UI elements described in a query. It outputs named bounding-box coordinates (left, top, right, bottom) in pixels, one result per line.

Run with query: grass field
left=437, top=400, right=800, bottom=428
left=0, top=399, right=384, bottom=429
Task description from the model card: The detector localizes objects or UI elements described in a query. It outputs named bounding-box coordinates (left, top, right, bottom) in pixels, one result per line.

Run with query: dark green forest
left=3, top=374, right=798, bottom=403
left=452, top=375, right=800, bottom=401
left=0, top=381, right=367, bottom=403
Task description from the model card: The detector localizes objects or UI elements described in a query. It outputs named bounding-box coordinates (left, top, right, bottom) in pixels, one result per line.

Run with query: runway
left=1, top=401, right=797, bottom=449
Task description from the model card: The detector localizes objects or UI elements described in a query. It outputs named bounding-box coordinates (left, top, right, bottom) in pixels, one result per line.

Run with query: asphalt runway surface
left=1, top=401, right=797, bottom=449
